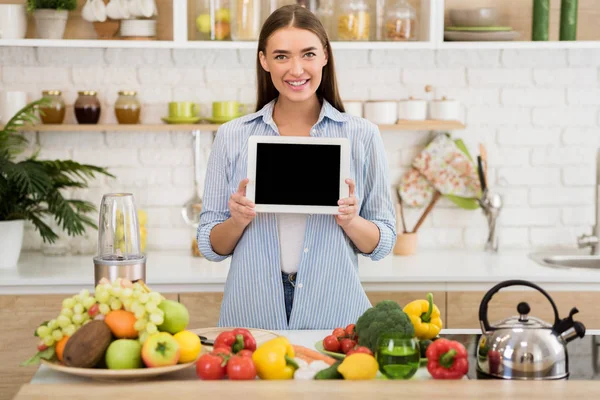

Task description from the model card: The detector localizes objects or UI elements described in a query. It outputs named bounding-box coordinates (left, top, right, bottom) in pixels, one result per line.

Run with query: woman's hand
left=229, top=178, right=256, bottom=229
left=335, top=178, right=359, bottom=228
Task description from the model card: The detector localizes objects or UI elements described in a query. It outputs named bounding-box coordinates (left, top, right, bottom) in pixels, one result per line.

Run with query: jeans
left=281, top=272, right=296, bottom=323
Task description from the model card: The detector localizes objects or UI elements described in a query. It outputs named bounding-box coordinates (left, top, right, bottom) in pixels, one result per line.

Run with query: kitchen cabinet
left=0, top=293, right=178, bottom=400
left=179, top=292, right=224, bottom=328
left=446, top=291, right=600, bottom=329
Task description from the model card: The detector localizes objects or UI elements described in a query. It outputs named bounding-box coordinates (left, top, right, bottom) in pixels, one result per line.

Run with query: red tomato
left=332, top=328, right=346, bottom=338
left=346, top=346, right=373, bottom=356
left=237, top=349, right=254, bottom=358
left=340, top=338, right=357, bottom=354
left=196, top=354, right=226, bottom=380
left=226, top=355, right=257, bottom=380
left=211, top=347, right=232, bottom=356
left=323, top=335, right=341, bottom=352
left=345, top=324, right=356, bottom=337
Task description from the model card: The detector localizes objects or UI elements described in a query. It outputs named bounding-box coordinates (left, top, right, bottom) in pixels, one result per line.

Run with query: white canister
left=343, top=101, right=363, bottom=118
left=429, top=97, right=460, bottom=121
left=0, top=91, right=28, bottom=125
left=0, top=4, right=27, bottom=39
left=398, top=98, right=427, bottom=121
left=364, top=101, right=398, bottom=125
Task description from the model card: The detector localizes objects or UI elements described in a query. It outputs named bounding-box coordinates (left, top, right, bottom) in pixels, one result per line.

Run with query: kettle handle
left=479, top=279, right=560, bottom=332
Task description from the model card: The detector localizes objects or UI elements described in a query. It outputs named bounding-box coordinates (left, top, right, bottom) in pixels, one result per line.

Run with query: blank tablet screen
left=255, top=143, right=341, bottom=206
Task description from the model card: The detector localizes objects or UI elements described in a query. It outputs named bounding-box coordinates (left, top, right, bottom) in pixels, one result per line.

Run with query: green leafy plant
left=26, top=0, right=77, bottom=12
left=0, top=99, right=114, bottom=243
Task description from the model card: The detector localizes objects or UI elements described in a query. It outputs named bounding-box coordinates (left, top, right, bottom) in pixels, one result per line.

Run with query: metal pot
left=477, top=280, right=586, bottom=380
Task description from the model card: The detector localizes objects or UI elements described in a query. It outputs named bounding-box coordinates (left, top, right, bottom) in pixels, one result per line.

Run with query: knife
left=198, top=335, right=214, bottom=346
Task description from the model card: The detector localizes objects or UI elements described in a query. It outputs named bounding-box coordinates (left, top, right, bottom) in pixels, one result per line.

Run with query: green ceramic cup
left=212, top=101, right=242, bottom=119
left=169, top=102, right=199, bottom=118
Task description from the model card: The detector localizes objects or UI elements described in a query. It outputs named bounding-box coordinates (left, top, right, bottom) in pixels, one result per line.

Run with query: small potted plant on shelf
left=0, top=99, right=114, bottom=269
left=26, top=0, right=77, bottom=39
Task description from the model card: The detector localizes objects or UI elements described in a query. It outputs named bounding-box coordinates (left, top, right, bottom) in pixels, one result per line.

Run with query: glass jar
left=383, top=0, right=417, bottom=41
left=39, top=90, right=66, bottom=124
left=337, top=0, right=371, bottom=41
left=115, top=90, right=141, bottom=124
left=194, top=0, right=211, bottom=40
left=316, top=0, right=335, bottom=40
left=209, top=0, right=231, bottom=40
left=375, top=333, right=420, bottom=380
left=231, top=0, right=261, bottom=41
left=74, top=91, right=101, bottom=125
left=296, top=0, right=317, bottom=13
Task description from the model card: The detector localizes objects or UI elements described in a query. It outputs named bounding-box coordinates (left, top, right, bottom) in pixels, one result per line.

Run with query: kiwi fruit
left=63, top=320, right=113, bottom=368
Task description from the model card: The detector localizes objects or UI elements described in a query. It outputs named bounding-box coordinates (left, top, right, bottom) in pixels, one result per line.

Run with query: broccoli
left=355, top=300, right=415, bottom=352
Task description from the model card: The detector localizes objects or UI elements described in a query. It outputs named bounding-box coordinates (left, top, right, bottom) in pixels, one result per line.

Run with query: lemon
left=337, top=353, right=378, bottom=380
left=173, top=330, right=202, bottom=363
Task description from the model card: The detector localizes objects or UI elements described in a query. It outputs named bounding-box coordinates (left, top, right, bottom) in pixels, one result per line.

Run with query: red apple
left=141, top=332, right=180, bottom=367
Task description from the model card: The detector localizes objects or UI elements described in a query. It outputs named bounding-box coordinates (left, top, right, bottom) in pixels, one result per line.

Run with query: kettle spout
left=560, top=321, right=586, bottom=344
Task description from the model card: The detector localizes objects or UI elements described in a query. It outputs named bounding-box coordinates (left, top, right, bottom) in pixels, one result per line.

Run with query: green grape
left=146, top=323, right=158, bottom=335
left=63, top=325, right=76, bottom=337
left=83, top=296, right=96, bottom=309
left=134, top=308, right=146, bottom=319
left=43, top=336, right=55, bottom=347
left=60, top=308, right=74, bottom=318
left=37, top=325, right=51, bottom=338
left=83, top=319, right=92, bottom=325
left=112, top=286, right=123, bottom=297
left=134, top=319, right=147, bottom=331
left=73, top=303, right=84, bottom=315
left=51, top=329, right=63, bottom=341
left=149, top=313, right=164, bottom=326
left=122, top=288, right=133, bottom=299
left=139, top=332, right=149, bottom=344
left=96, top=290, right=110, bottom=304
left=149, top=292, right=162, bottom=303
left=102, top=283, right=112, bottom=293
left=110, top=299, right=122, bottom=310
left=79, top=289, right=90, bottom=299
left=99, top=304, right=110, bottom=315
left=72, top=314, right=84, bottom=325
left=62, top=298, right=75, bottom=309
left=132, top=290, right=141, bottom=299
left=122, top=298, right=133, bottom=311
left=139, top=293, right=149, bottom=304
left=57, top=315, right=71, bottom=328
left=145, top=302, right=158, bottom=313
left=81, top=313, right=90, bottom=323
left=73, top=294, right=81, bottom=303
left=47, top=319, right=58, bottom=330
left=130, top=301, right=142, bottom=312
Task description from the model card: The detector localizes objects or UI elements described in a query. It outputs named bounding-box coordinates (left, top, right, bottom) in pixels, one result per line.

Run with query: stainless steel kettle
left=477, top=280, right=586, bottom=380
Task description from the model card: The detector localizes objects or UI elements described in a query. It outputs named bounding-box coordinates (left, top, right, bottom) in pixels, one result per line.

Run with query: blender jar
left=93, top=193, right=146, bottom=285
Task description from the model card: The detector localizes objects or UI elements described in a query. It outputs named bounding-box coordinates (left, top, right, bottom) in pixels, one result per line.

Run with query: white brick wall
left=10, top=47, right=600, bottom=252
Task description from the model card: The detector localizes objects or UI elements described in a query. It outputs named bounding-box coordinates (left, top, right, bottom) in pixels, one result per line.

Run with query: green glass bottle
left=532, top=0, right=550, bottom=41
left=560, top=0, right=578, bottom=41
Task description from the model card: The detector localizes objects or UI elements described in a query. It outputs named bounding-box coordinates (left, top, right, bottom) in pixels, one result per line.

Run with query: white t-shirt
left=277, top=214, right=308, bottom=274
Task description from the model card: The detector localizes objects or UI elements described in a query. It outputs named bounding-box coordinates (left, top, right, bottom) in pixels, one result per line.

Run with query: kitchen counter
left=3, top=248, right=600, bottom=294
left=15, top=328, right=600, bottom=400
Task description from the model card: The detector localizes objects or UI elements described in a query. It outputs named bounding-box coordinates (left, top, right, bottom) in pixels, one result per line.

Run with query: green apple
left=196, top=13, right=211, bottom=34
left=105, top=339, right=142, bottom=370
left=157, top=300, right=189, bottom=334
left=142, top=332, right=180, bottom=367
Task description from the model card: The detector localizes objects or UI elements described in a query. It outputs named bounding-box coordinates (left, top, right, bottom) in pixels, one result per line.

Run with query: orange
left=55, top=336, right=69, bottom=362
left=104, top=310, right=138, bottom=339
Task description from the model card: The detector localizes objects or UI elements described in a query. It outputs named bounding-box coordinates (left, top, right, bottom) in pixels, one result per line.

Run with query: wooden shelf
left=12, top=120, right=464, bottom=132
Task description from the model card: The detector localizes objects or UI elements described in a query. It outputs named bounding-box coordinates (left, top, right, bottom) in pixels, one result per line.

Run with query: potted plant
left=0, top=99, right=113, bottom=268
left=26, top=0, right=77, bottom=39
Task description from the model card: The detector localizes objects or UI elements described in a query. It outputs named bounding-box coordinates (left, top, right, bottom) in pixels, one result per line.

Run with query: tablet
left=246, top=136, right=351, bottom=214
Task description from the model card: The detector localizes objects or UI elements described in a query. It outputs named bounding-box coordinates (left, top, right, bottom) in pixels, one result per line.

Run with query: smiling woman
left=197, top=5, right=396, bottom=330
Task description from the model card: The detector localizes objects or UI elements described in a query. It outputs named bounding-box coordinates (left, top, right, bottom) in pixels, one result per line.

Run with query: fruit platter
left=23, top=278, right=203, bottom=381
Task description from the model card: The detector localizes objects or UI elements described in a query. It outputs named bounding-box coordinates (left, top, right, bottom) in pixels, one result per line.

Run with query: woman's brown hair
left=255, top=5, right=345, bottom=113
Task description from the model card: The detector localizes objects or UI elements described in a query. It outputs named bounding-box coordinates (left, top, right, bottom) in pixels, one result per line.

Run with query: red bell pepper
left=213, top=328, right=257, bottom=353
left=425, top=338, right=469, bottom=380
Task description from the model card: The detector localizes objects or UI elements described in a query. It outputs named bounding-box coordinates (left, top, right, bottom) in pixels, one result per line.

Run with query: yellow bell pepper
left=251, top=337, right=299, bottom=380
left=403, top=293, right=443, bottom=340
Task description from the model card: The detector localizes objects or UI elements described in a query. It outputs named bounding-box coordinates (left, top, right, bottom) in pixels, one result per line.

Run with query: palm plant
left=0, top=98, right=113, bottom=243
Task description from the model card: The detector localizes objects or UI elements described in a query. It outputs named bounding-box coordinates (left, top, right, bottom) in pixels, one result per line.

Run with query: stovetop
left=445, top=334, right=600, bottom=380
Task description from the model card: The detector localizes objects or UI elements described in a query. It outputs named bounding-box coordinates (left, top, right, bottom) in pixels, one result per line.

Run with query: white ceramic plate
left=444, top=30, right=520, bottom=41
left=189, top=327, right=280, bottom=347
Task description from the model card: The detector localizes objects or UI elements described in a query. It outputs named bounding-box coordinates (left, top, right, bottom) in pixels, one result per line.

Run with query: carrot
left=294, top=353, right=314, bottom=365
left=293, top=345, right=336, bottom=366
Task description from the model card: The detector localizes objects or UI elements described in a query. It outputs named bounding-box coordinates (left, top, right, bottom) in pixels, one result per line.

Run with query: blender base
left=93, top=256, right=146, bottom=286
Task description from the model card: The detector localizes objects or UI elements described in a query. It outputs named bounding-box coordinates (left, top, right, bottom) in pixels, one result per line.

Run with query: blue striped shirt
left=197, top=99, right=397, bottom=330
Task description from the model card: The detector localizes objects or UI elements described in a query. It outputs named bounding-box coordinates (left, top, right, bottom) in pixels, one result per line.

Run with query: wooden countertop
left=13, top=380, right=600, bottom=399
